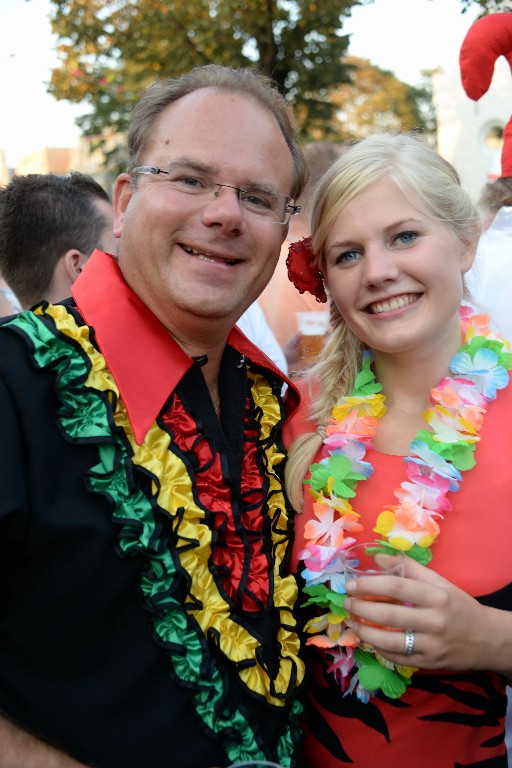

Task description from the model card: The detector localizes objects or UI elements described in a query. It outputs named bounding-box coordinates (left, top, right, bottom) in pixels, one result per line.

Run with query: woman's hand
left=343, top=556, right=512, bottom=674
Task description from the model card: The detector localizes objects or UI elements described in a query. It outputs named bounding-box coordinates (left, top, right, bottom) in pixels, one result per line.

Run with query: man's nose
left=201, top=184, right=246, bottom=233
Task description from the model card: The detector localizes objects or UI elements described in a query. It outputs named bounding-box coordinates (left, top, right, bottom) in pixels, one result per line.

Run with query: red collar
left=72, top=250, right=298, bottom=444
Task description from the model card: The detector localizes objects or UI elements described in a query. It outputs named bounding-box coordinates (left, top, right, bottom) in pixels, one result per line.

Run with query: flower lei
left=287, top=237, right=327, bottom=303
left=299, top=307, right=512, bottom=701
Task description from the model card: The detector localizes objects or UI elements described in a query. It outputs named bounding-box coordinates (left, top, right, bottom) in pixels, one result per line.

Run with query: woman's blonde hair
left=285, top=133, right=481, bottom=513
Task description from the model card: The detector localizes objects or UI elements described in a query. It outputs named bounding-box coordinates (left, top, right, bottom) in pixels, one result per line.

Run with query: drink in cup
left=341, top=541, right=404, bottom=629
left=295, top=310, right=330, bottom=364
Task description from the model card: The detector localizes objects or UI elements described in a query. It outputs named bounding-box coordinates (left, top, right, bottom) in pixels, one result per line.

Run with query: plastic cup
left=341, top=542, right=404, bottom=629
left=295, top=310, right=329, bottom=363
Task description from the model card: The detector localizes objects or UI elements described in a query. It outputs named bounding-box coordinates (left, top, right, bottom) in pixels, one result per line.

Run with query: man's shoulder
left=0, top=302, right=89, bottom=362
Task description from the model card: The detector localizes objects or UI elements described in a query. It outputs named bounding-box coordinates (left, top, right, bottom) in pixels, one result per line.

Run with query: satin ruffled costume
left=0, top=250, right=304, bottom=768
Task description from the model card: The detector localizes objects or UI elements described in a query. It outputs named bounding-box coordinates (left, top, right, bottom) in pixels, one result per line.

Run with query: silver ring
left=403, top=629, right=415, bottom=656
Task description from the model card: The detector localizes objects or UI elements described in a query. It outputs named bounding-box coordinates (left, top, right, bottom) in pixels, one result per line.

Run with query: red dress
left=286, top=382, right=512, bottom=767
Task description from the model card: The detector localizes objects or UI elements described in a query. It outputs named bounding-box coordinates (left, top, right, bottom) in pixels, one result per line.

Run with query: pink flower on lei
left=327, top=646, right=357, bottom=691
left=396, top=461, right=452, bottom=511
left=325, top=410, right=379, bottom=446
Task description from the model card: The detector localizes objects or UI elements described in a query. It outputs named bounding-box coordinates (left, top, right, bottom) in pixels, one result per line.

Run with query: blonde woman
left=285, top=133, right=512, bottom=767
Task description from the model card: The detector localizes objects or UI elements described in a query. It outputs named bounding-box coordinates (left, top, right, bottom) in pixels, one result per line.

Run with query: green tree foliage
left=459, top=0, right=512, bottom=13
left=48, top=0, right=371, bottom=141
left=328, top=57, right=436, bottom=142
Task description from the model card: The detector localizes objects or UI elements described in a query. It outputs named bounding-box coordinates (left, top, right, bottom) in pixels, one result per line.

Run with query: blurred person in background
left=0, top=172, right=116, bottom=310
left=0, top=274, right=21, bottom=317
left=259, top=141, right=345, bottom=374
left=466, top=175, right=512, bottom=340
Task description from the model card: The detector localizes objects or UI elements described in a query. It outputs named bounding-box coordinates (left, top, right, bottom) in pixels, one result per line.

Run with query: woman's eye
left=336, top=249, right=361, bottom=266
left=395, top=231, right=417, bottom=246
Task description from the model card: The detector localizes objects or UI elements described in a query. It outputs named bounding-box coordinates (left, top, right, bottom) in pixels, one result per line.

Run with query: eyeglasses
left=131, top=165, right=301, bottom=225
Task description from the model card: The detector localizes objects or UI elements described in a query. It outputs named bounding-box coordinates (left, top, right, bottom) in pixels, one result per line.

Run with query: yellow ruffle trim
left=41, top=304, right=304, bottom=706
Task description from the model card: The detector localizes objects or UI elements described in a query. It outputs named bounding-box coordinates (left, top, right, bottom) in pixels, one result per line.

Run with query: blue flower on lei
left=450, top=347, right=509, bottom=398
left=329, top=439, right=374, bottom=479
left=406, top=440, right=462, bottom=491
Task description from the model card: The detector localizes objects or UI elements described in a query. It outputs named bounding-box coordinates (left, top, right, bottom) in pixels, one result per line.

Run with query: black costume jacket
left=0, top=249, right=303, bottom=768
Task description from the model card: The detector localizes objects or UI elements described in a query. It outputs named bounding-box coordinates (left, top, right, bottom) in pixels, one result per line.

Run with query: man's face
left=113, top=87, right=295, bottom=340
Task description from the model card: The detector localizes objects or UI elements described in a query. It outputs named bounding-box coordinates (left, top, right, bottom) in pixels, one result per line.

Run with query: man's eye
left=240, top=190, right=272, bottom=209
left=172, top=176, right=205, bottom=190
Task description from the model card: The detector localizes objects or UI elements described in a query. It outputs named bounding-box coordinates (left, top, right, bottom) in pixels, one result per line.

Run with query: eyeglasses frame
left=130, top=165, right=301, bottom=225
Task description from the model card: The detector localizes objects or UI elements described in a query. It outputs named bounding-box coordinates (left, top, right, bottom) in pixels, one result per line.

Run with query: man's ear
left=62, top=249, right=87, bottom=283
left=113, top=173, right=133, bottom=237
left=47, top=249, right=87, bottom=303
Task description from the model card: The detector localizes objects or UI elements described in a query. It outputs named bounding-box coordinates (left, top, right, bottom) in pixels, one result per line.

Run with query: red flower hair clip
left=286, top=236, right=327, bottom=303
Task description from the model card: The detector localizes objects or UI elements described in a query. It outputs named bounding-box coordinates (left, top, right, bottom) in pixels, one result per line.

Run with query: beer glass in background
left=295, top=310, right=330, bottom=364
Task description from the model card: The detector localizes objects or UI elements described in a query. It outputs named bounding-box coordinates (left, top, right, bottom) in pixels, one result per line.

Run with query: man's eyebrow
left=163, top=157, right=282, bottom=196
left=163, top=157, right=217, bottom=175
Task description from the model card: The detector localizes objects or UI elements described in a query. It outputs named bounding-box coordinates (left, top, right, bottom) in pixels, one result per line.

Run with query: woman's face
left=323, top=177, right=476, bottom=359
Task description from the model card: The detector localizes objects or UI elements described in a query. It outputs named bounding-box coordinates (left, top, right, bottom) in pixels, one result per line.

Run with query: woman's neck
left=370, top=325, right=464, bottom=455
left=372, top=321, right=463, bottom=409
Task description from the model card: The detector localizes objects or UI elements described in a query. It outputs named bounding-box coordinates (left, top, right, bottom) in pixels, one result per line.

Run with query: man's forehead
left=154, top=93, right=281, bottom=149
left=145, top=89, right=294, bottom=189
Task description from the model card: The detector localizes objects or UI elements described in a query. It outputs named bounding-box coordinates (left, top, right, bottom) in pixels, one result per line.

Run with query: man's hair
left=127, top=64, right=307, bottom=201
left=0, top=172, right=111, bottom=308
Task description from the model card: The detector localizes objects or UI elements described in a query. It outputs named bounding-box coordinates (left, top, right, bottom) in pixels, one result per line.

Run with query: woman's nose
left=362, top=244, right=400, bottom=285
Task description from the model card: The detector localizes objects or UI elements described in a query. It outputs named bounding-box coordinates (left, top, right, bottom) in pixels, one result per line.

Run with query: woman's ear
left=460, top=236, right=479, bottom=274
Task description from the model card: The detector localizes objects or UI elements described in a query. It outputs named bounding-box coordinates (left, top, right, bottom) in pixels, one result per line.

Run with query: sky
left=0, top=0, right=481, bottom=168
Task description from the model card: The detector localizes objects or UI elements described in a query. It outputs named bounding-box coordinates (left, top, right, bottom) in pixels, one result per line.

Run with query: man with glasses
left=0, top=65, right=306, bottom=768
